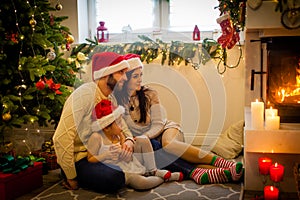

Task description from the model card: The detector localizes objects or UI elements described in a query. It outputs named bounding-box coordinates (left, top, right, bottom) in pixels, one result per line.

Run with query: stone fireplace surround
left=243, top=1, right=300, bottom=195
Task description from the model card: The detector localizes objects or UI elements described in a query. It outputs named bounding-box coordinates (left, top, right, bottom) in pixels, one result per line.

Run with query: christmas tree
left=0, top=0, right=85, bottom=140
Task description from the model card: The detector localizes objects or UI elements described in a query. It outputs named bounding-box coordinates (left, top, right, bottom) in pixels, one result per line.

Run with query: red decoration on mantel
left=97, top=21, right=109, bottom=43
left=193, top=25, right=200, bottom=41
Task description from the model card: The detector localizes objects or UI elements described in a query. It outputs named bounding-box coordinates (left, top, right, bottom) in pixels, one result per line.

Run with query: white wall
left=53, top=0, right=245, bottom=148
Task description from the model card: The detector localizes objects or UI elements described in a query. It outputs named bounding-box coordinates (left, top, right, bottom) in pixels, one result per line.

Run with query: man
left=53, top=52, right=135, bottom=193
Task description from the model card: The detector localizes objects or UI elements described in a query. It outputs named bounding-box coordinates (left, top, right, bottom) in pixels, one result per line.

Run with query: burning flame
left=275, top=64, right=300, bottom=104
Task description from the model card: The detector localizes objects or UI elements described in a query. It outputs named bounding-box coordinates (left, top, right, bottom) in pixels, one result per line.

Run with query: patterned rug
left=31, top=180, right=243, bottom=200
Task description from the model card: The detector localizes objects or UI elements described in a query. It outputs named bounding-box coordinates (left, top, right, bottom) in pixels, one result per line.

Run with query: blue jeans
left=70, top=158, right=125, bottom=193
left=150, top=139, right=195, bottom=180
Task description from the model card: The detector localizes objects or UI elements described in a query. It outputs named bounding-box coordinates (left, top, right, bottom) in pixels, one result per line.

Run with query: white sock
left=165, top=172, right=184, bottom=182
left=155, top=169, right=171, bottom=180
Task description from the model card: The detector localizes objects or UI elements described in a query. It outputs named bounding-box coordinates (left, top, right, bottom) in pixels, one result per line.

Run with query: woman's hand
left=119, top=139, right=134, bottom=162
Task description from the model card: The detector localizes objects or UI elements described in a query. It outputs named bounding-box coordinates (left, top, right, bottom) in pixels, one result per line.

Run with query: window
left=169, top=0, right=220, bottom=31
left=95, top=0, right=154, bottom=33
left=89, top=0, right=220, bottom=41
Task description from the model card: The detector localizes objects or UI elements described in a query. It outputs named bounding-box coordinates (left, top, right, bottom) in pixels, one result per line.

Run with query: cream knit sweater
left=53, top=81, right=132, bottom=179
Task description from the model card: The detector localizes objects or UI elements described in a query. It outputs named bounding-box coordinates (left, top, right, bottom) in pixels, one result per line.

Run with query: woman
left=113, top=53, right=243, bottom=185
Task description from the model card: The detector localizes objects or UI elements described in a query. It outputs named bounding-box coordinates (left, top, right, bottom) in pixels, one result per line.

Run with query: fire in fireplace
left=266, top=36, right=300, bottom=123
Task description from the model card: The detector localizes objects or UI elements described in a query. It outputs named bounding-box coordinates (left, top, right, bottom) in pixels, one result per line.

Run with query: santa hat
left=124, top=53, right=143, bottom=71
left=91, top=99, right=125, bottom=131
left=92, top=52, right=129, bottom=80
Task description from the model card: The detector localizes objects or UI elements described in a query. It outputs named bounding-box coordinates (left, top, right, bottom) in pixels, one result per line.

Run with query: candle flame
left=256, top=99, right=259, bottom=102
left=270, top=186, right=274, bottom=191
left=275, top=162, right=278, bottom=167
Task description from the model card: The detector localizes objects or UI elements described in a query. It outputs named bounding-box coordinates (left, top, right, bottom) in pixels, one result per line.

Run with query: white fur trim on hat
left=127, top=57, right=143, bottom=71
left=91, top=106, right=125, bottom=132
left=93, top=60, right=129, bottom=80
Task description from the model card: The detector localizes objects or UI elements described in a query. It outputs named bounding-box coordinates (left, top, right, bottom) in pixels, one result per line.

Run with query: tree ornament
left=56, top=3, right=63, bottom=11
left=47, top=51, right=56, bottom=61
left=29, top=18, right=37, bottom=28
left=50, top=14, right=54, bottom=26
left=2, top=112, right=12, bottom=121
left=66, top=34, right=74, bottom=44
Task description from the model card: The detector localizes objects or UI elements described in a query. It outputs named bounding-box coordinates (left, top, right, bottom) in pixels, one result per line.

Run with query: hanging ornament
left=47, top=51, right=56, bottom=61
left=2, top=112, right=12, bottom=121
left=56, top=3, right=63, bottom=11
left=61, top=44, right=66, bottom=50
left=66, top=43, right=71, bottom=51
left=66, top=34, right=74, bottom=44
left=50, top=14, right=54, bottom=26
left=29, top=18, right=37, bottom=28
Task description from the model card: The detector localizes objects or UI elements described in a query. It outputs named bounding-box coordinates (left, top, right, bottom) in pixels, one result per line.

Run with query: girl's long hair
left=114, top=70, right=149, bottom=123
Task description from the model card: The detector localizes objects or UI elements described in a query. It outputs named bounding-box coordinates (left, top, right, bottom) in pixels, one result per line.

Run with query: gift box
left=0, top=162, right=43, bottom=200
left=31, top=150, right=59, bottom=170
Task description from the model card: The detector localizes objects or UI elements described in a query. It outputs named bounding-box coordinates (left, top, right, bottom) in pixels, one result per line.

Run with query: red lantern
left=193, top=25, right=200, bottom=41
left=97, top=21, right=109, bottom=43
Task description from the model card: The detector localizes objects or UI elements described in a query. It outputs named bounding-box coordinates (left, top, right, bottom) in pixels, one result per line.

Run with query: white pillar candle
left=251, top=99, right=264, bottom=130
left=265, top=115, right=280, bottom=130
left=265, top=106, right=278, bottom=118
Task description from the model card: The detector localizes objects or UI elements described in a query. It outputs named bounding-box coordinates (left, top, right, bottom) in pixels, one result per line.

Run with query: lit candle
left=264, top=185, right=279, bottom=200
left=265, top=113, right=280, bottom=130
left=251, top=99, right=264, bottom=129
left=270, top=162, right=284, bottom=182
left=258, top=157, right=272, bottom=175
left=265, top=106, right=278, bottom=118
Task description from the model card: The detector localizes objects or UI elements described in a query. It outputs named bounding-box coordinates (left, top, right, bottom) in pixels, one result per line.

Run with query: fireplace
left=266, top=36, right=300, bottom=123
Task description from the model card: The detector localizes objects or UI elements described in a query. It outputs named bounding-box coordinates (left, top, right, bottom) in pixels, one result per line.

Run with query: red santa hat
left=91, top=99, right=125, bottom=131
left=124, top=53, right=143, bottom=71
left=92, top=52, right=129, bottom=80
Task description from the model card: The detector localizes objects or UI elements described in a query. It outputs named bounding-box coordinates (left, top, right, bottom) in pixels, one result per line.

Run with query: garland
left=72, top=35, right=242, bottom=75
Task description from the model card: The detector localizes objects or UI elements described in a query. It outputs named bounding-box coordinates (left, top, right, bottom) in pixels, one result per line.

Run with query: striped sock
left=190, top=168, right=231, bottom=184
left=229, top=164, right=244, bottom=181
left=211, top=156, right=243, bottom=175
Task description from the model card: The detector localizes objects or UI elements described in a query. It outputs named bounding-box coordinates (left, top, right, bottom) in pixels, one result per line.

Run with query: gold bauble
left=29, top=18, right=37, bottom=27
left=66, top=34, right=74, bottom=44
left=2, top=112, right=12, bottom=121
left=56, top=3, right=63, bottom=11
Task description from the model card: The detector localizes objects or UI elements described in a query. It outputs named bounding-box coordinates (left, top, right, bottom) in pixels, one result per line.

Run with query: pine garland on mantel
left=72, top=35, right=242, bottom=75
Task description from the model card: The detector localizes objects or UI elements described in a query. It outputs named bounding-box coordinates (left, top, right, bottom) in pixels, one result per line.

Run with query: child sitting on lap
left=87, top=99, right=183, bottom=190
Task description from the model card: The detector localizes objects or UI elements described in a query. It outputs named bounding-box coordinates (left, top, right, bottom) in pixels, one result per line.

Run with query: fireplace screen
left=267, top=36, right=300, bottom=123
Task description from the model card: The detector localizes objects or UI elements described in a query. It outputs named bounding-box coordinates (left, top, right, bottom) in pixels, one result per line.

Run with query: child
left=87, top=99, right=183, bottom=190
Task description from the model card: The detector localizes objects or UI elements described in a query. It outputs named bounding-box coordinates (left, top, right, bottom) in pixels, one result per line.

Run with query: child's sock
left=211, top=156, right=243, bottom=173
left=229, top=164, right=244, bottom=181
left=155, top=169, right=171, bottom=180
left=190, top=168, right=231, bottom=184
left=165, top=172, right=184, bottom=182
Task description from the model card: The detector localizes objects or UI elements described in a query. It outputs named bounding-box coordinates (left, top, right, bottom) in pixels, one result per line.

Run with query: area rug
left=32, top=180, right=243, bottom=200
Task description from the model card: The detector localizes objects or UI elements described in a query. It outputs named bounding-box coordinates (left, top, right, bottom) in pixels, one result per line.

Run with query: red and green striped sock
left=211, top=156, right=243, bottom=181
left=190, top=168, right=231, bottom=184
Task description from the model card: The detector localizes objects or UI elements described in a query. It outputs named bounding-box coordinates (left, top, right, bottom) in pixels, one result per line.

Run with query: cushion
left=211, top=120, right=244, bottom=159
